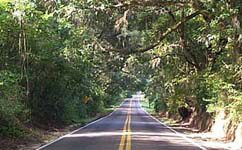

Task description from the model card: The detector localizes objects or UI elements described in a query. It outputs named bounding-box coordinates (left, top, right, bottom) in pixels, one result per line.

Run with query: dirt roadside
left=152, top=114, right=236, bottom=150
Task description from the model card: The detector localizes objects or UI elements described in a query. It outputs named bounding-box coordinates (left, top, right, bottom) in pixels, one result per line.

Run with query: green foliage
left=0, top=71, right=24, bottom=116
left=204, top=73, right=242, bottom=122
left=0, top=71, right=27, bottom=137
left=0, top=0, right=138, bottom=138
left=119, top=0, right=242, bottom=122
left=0, top=0, right=242, bottom=139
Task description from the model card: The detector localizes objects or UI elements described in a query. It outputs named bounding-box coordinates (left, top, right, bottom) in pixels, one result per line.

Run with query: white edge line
left=138, top=96, right=207, bottom=150
left=37, top=99, right=127, bottom=150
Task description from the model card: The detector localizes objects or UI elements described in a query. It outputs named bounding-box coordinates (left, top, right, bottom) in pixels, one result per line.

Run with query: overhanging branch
left=114, top=0, right=190, bottom=8
left=106, top=10, right=202, bottom=54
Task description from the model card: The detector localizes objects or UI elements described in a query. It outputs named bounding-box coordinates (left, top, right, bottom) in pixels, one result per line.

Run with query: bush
left=0, top=71, right=27, bottom=137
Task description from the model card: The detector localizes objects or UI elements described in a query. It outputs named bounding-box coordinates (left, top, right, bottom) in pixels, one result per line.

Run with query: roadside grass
left=140, top=96, right=155, bottom=114
left=140, top=96, right=176, bottom=125
left=84, top=99, right=123, bottom=124
left=71, top=98, right=124, bottom=128
left=105, top=99, right=123, bottom=112
left=62, top=98, right=124, bottom=133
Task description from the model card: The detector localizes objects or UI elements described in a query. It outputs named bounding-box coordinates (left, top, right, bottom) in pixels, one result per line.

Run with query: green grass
left=140, top=97, right=155, bottom=114
left=83, top=99, right=123, bottom=124
left=108, top=99, right=123, bottom=109
left=140, top=97, right=177, bottom=125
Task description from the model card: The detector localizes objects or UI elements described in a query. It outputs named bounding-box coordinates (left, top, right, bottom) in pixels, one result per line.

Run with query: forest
left=0, top=0, right=241, bottom=148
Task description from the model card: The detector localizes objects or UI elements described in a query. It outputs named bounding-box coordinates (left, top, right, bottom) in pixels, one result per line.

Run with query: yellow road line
left=126, top=99, right=132, bottom=150
left=126, top=115, right=131, bottom=150
left=119, top=115, right=129, bottom=150
left=119, top=100, right=132, bottom=150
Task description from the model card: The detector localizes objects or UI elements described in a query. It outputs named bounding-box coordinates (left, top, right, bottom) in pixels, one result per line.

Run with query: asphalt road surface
left=37, top=94, right=206, bottom=150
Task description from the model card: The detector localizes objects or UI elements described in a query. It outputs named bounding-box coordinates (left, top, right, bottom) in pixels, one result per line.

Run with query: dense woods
left=0, top=0, right=241, bottom=144
left=0, top=0, right=140, bottom=138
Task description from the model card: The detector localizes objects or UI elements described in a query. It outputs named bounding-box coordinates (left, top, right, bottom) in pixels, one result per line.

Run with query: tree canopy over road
left=0, top=0, right=241, bottom=142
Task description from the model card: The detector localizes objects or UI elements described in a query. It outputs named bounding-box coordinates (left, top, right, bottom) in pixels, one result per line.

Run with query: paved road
left=38, top=94, right=206, bottom=150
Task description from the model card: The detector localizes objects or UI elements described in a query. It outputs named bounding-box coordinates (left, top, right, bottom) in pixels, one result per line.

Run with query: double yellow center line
left=119, top=100, right=132, bottom=150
